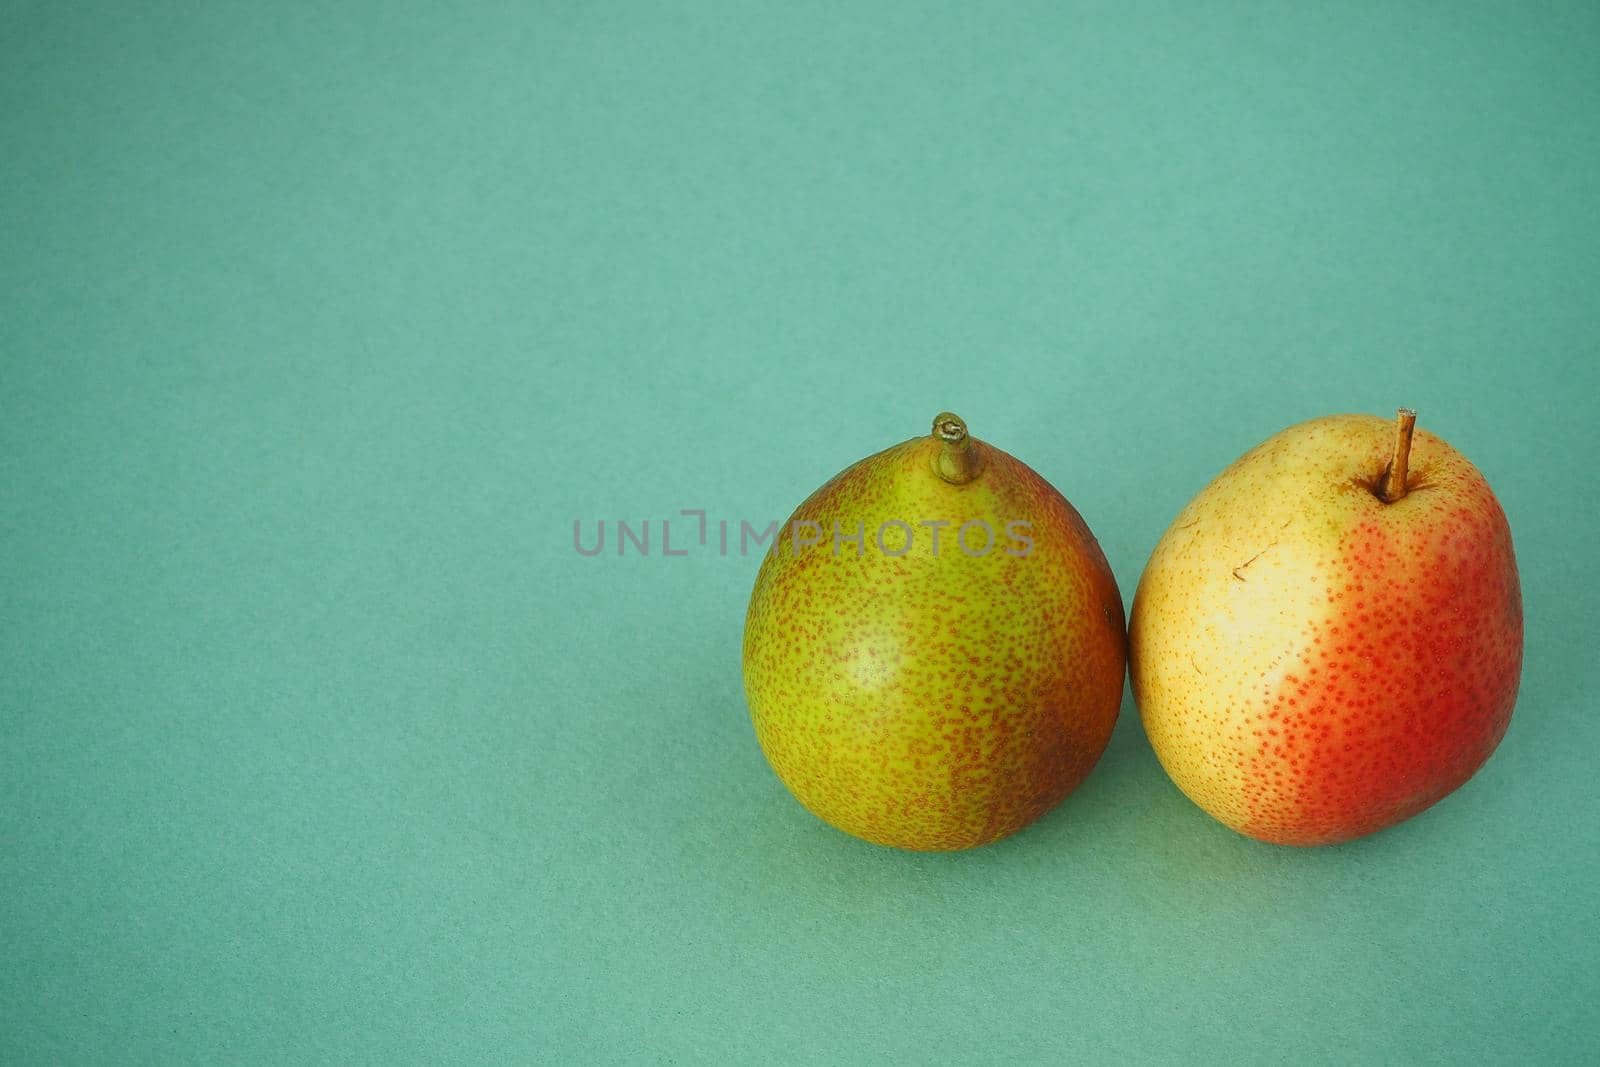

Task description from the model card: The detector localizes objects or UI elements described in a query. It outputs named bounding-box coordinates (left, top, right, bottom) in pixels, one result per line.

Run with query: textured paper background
left=4, top=2, right=1598, bottom=1061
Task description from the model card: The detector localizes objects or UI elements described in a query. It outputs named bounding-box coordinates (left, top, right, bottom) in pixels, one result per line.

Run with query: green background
left=4, top=2, right=1598, bottom=1062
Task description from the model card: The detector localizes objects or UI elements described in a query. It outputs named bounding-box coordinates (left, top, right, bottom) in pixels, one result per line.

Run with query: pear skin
left=1130, top=411, right=1523, bottom=846
left=742, top=414, right=1126, bottom=851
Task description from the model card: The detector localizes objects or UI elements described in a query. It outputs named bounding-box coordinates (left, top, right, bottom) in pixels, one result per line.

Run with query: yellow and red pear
left=742, top=413, right=1126, bottom=851
left=1130, top=410, right=1523, bottom=846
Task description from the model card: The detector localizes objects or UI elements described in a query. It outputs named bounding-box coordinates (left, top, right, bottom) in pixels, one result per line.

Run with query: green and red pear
left=743, top=413, right=1126, bottom=851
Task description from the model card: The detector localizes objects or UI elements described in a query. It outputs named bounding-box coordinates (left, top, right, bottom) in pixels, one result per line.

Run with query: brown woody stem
left=1377, top=408, right=1417, bottom=503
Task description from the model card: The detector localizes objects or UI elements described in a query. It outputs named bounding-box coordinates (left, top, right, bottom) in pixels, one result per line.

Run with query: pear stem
left=932, top=412, right=981, bottom=484
left=1377, top=408, right=1417, bottom=503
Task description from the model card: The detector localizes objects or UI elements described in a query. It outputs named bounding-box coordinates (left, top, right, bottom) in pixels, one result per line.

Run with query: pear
left=1130, top=410, right=1523, bottom=846
left=742, top=413, right=1126, bottom=851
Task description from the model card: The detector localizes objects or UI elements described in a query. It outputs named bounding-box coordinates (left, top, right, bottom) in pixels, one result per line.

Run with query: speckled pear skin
left=742, top=418, right=1126, bottom=851
left=1130, top=414, right=1523, bottom=846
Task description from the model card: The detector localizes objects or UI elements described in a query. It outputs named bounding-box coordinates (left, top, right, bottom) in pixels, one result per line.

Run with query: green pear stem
left=932, top=412, right=982, bottom=485
left=1377, top=408, right=1417, bottom=503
